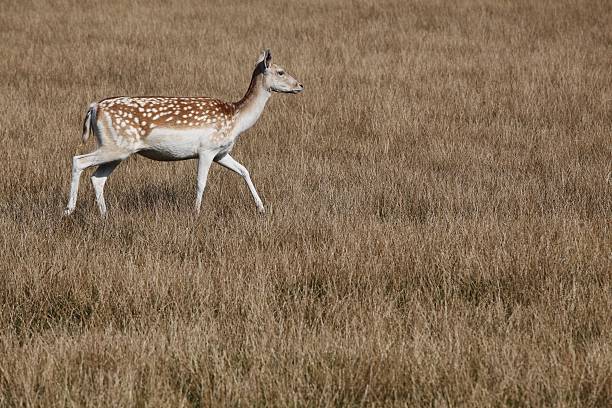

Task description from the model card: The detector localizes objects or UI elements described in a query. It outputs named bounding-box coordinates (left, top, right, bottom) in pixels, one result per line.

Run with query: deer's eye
left=278, top=70, right=285, bottom=76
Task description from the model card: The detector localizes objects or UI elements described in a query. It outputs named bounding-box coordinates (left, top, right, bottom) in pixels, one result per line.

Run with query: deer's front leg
left=195, top=151, right=215, bottom=213
left=215, top=154, right=265, bottom=214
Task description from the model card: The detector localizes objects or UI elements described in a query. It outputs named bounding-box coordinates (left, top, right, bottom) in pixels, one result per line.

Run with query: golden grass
left=0, top=0, right=611, bottom=406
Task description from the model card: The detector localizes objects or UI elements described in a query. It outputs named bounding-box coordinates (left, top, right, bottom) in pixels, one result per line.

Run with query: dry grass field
left=0, top=0, right=611, bottom=406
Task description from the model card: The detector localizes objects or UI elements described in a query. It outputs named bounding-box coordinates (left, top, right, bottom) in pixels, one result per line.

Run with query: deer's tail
left=81, top=102, right=98, bottom=144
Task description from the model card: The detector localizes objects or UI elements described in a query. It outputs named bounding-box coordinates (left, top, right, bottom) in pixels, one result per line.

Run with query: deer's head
left=257, top=49, right=304, bottom=94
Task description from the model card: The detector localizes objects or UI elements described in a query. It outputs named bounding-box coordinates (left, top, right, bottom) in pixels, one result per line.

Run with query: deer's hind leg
left=64, top=148, right=129, bottom=216
left=91, top=161, right=121, bottom=217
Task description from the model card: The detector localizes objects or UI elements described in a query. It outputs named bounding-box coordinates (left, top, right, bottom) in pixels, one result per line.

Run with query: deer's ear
left=257, top=49, right=271, bottom=70
left=263, top=49, right=272, bottom=68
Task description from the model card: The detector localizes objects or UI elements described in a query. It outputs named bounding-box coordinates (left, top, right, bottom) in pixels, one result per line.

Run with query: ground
left=0, top=0, right=610, bottom=406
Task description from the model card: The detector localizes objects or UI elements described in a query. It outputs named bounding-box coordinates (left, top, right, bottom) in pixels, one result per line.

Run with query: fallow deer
left=64, top=49, right=303, bottom=217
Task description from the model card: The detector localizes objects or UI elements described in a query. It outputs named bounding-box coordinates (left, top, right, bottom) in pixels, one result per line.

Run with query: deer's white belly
left=138, top=127, right=217, bottom=161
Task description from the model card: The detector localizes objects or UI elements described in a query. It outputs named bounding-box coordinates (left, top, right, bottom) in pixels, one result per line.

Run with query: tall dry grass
left=0, top=0, right=611, bottom=406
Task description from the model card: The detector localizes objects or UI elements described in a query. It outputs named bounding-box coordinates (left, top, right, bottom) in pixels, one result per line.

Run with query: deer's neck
left=233, top=72, right=270, bottom=135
